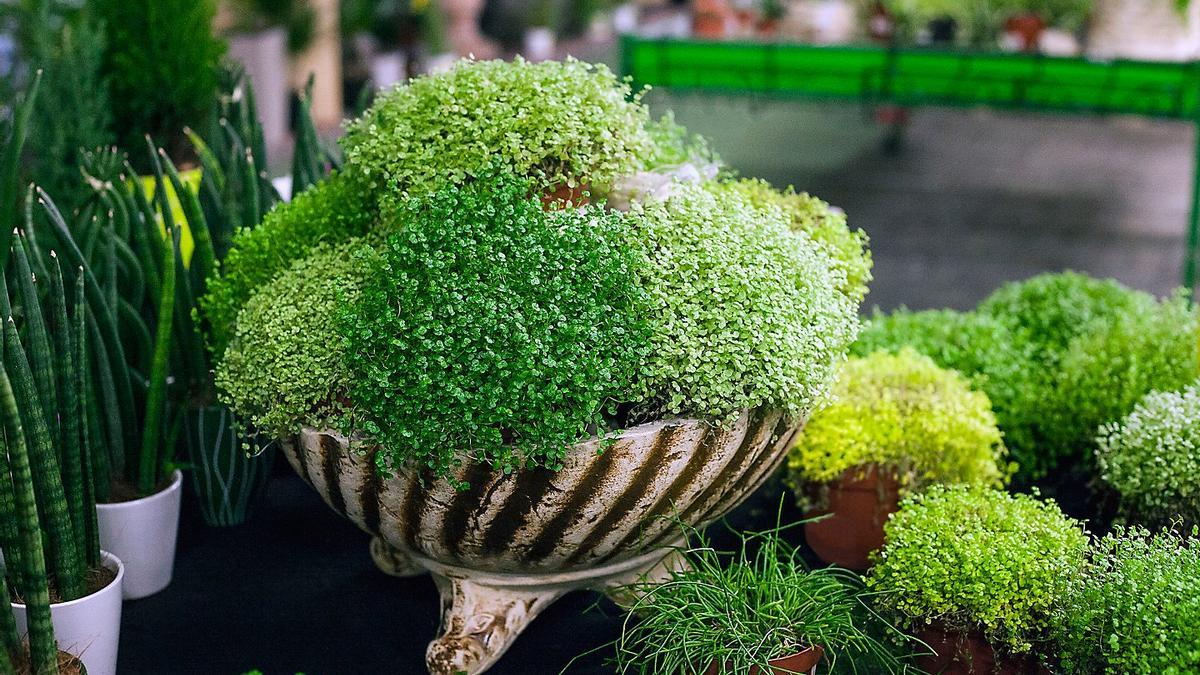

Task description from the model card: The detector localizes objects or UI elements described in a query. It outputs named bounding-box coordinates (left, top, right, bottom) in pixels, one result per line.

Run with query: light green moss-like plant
left=714, top=177, right=872, bottom=305
left=788, top=349, right=1007, bottom=495
left=342, top=57, right=654, bottom=200
left=869, top=486, right=1088, bottom=655
left=852, top=308, right=1038, bottom=477
left=1048, top=292, right=1199, bottom=465
left=1052, top=526, right=1200, bottom=675
left=628, top=182, right=858, bottom=422
left=339, top=171, right=651, bottom=479
left=1096, top=384, right=1200, bottom=529
left=215, top=241, right=371, bottom=439
left=643, top=111, right=720, bottom=169
left=201, top=171, right=375, bottom=360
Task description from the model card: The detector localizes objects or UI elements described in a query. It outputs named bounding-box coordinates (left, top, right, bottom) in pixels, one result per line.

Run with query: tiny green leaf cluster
left=342, top=57, right=654, bottom=199
left=627, top=182, right=858, bottom=422
left=215, top=241, right=371, bottom=439
left=714, top=177, right=872, bottom=304
left=788, top=349, right=1007, bottom=493
left=852, top=308, right=1038, bottom=471
left=1096, top=384, right=1200, bottom=529
left=338, top=172, right=651, bottom=478
left=1052, top=527, right=1200, bottom=674
left=868, top=486, right=1088, bottom=655
left=202, top=171, right=375, bottom=358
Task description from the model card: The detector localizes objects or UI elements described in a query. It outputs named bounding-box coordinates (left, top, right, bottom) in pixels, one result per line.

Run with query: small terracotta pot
left=1005, top=12, right=1045, bottom=52
left=705, top=645, right=825, bottom=675
left=540, top=183, right=590, bottom=209
left=803, top=466, right=899, bottom=570
left=917, top=626, right=1040, bottom=675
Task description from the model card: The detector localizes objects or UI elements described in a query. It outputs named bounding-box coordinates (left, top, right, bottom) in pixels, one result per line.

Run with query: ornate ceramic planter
left=283, top=409, right=801, bottom=674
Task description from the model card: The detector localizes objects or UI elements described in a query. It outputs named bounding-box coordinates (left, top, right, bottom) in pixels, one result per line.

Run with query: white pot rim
left=11, top=550, right=125, bottom=610
left=95, top=469, right=183, bottom=512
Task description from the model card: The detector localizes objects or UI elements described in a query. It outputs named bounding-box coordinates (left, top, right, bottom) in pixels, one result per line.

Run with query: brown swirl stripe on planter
left=281, top=408, right=803, bottom=675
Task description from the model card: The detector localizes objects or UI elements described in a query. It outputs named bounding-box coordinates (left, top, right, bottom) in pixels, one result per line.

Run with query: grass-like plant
left=788, top=349, right=1008, bottom=499
left=339, top=171, right=651, bottom=480
left=868, top=486, right=1088, bottom=655
left=851, top=308, right=1038, bottom=476
left=217, top=241, right=371, bottom=440
left=342, top=57, right=654, bottom=200
left=714, top=177, right=872, bottom=305
left=1051, top=526, right=1200, bottom=674
left=627, top=181, right=858, bottom=422
left=1096, top=384, right=1200, bottom=529
left=604, top=523, right=910, bottom=674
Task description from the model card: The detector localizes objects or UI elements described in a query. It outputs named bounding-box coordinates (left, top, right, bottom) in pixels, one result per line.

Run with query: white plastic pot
left=522, top=27, right=556, bottom=62
left=97, top=470, right=182, bottom=600
left=12, top=551, right=124, bottom=675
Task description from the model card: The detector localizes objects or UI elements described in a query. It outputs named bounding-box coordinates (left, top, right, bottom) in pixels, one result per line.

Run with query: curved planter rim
left=10, top=550, right=125, bottom=610
left=96, top=469, right=182, bottom=511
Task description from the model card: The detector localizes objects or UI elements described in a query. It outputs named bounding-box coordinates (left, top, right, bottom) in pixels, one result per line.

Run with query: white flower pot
left=369, top=51, right=407, bottom=90
left=12, top=551, right=124, bottom=675
left=227, top=28, right=291, bottom=151
left=1088, top=0, right=1200, bottom=61
left=97, top=470, right=183, bottom=600
left=522, top=27, right=557, bottom=61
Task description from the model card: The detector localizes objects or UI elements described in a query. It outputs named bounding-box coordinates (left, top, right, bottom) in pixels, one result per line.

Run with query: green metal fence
left=622, top=36, right=1200, bottom=291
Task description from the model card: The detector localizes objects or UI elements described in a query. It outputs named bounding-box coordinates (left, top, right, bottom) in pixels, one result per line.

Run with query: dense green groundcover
left=209, top=57, right=869, bottom=479
left=855, top=272, right=1200, bottom=483
left=340, top=172, right=650, bottom=478
left=1097, top=384, right=1200, bottom=529
left=788, top=349, right=1007, bottom=495
left=1052, top=527, right=1200, bottom=674
left=868, top=486, right=1088, bottom=655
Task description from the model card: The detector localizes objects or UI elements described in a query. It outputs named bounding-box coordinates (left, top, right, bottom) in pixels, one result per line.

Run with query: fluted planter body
left=283, top=408, right=800, bottom=674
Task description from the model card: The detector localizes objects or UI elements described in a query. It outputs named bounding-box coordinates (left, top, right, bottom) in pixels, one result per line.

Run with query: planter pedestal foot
left=425, top=575, right=564, bottom=675
left=369, top=536, right=425, bottom=578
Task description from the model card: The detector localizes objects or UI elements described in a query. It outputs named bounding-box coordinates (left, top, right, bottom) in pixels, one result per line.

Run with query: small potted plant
left=599, top=523, right=909, bottom=674
left=869, top=486, right=1088, bottom=674
left=787, top=349, right=1009, bottom=569
left=1095, top=384, right=1200, bottom=531
left=1051, top=526, right=1200, bottom=674
left=208, top=56, right=867, bottom=675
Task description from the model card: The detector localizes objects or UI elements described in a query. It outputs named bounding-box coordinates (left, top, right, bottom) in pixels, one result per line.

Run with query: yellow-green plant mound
left=788, top=349, right=1007, bottom=494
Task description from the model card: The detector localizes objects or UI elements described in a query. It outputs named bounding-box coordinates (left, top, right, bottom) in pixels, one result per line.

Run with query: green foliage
left=627, top=182, right=858, bottom=422
left=852, top=308, right=1038, bottom=475
left=714, top=177, right=872, bottom=304
left=869, top=486, right=1088, bottom=655
left=216, top=241, right=370, bottom=440
left=91, top=0, right=225, bottom=159
left=1096, top=384, right=1200, bottom=529
left=1053, top=526, right=1200, bottom=675
left=342, top=57, right=654, bottom=200
left=202, top=171, right=375, bottom=360
left=339, top=172, right=650, bottom=479
left=607, top=524, right=910, bottom=674
left=975, top=272, right=1198, bottom=480
left=643, top=111, right=720, bottom=169
left=788, top=349, right=1007, bottom=494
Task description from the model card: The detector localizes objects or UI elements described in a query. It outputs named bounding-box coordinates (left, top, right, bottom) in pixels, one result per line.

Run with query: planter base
left=371, top=538, right=686, bottom=675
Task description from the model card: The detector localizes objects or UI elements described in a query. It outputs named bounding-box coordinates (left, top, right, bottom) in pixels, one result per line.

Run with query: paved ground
left=121, top=102, right=1195, bottom=674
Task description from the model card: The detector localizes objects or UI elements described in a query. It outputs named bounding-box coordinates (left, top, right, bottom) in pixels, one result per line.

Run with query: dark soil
left=104, top=476, right=174, bottom=504
left=10, top=564, right=117, bottom=605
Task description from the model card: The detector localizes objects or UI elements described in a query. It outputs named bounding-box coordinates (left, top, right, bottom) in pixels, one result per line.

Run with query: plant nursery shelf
left=621, top=36, right=1200, bottom=292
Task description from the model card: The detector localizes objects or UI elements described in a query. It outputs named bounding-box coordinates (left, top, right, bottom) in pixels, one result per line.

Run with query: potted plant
left=208, top=55, right=865, bottom=675
left=1095, top=384, right=1200, bottom=531
left=598, top=524, right=909, bottom=674
left=1089, top=0, right=1197, bottom=61
left=787, top=349, right=1008, bottom=569
left=0, top=93, right=124, bottom=669
left=869, top=486, right=1088, bottom=674
left=1051, top=526, right=1200, bottom=673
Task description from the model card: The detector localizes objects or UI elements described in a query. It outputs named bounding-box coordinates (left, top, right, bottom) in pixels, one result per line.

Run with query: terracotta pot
left=540, top=182, right=590, bottom=209
left=918, top=626, right=1041, bottom=675
left=693, top=0, right=733, bottom=38
left=803, top=465, right=899, bottom=570
left=284, top=409, right=803, bottom=674
left=1004, top=12, right=1045, bottom=52
left=706, top=645, right=825, bottom=675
